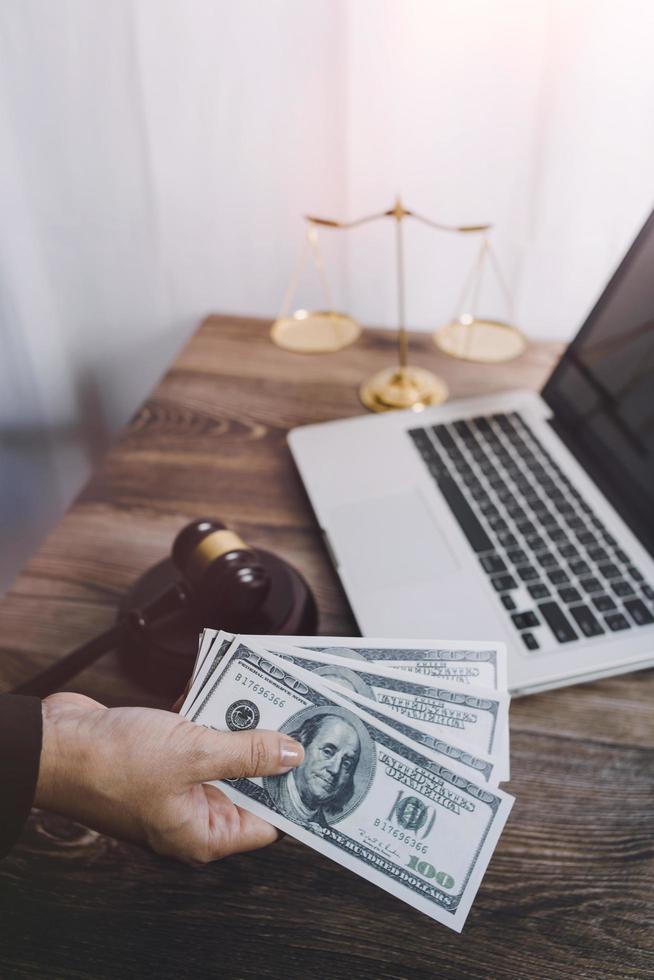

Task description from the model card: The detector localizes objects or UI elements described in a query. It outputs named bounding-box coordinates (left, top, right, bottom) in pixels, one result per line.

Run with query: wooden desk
left=1, top=316, right=652, bottom=979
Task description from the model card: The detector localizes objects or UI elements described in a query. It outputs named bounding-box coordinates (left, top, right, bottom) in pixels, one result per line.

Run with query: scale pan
left=270, top=310, right=361, bottom=353
left=434, top=317, right=526, bottom=363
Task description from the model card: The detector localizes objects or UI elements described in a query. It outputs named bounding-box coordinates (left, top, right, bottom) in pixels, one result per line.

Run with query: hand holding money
left=35, top=690, right=304, bottom=863
left=182, top=631, right=514, bottom=931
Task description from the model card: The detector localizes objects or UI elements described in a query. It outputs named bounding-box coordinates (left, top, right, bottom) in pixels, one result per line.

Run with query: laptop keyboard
left=408, top=412, right=654, bottom=651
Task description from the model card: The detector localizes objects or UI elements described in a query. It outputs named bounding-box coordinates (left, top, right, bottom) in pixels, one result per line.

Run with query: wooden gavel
left=11, top=519, right=317, bottom=699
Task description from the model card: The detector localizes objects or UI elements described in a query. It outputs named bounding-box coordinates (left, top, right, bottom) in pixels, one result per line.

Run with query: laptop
left=288, top=209, right=654, bottom=695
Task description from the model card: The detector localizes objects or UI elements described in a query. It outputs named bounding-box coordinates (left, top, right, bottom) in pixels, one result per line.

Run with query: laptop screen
left=543, top=209, right=654, bottom=558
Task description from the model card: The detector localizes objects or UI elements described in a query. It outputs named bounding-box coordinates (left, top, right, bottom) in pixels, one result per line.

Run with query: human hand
left=35, top=692, right=304, bottom=863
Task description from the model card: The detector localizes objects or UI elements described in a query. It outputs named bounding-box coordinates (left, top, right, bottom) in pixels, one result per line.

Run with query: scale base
left=359, top=365, right=448, bottom=413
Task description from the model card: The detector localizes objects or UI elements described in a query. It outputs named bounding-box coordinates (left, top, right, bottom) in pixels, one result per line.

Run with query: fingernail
left=280, top=737, right=304, bottom=767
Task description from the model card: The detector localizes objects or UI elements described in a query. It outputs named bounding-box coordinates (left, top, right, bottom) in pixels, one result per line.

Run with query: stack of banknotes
left=180, top=631, right=514, bottom=932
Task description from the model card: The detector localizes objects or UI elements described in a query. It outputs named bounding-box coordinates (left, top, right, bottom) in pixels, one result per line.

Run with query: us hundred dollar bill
left=184, top=633, right=499, bottom=785
left=186, top=630, right=507, bottom=710
left=181, top=630, right=234, bottom=715
left=326, top=686, right=498, bottom=786
left=267, top=636, right=508, bottom=691
left=188, top=639, right=514, bottom=932
left=256, top=641, right=509, bottom=767
left=185, top=633, right=510, bottom=782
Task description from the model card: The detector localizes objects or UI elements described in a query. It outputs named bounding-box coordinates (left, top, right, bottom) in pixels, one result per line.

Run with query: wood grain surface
left=0, top=315, right=652, bottom=980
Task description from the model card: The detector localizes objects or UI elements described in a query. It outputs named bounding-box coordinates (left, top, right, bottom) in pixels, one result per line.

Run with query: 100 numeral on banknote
left=191, top=640, right=514, bottom=931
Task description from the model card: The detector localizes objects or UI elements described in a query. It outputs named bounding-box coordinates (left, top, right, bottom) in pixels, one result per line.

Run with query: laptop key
left=570, top=560, right=591, bottom=576
left=455, top=463, right=475, bottom=480
left=558, top=543, right=578, bottom=559
left=569, top=605, right=605, bottom=637
left=464, top=475, right=484, bottom=493
left=497, top=530, right=518, bottom=548
left=427, top=460, right=446, bottom=480
left=517, top=565, right=539, bottom=582
left=592, top=594, right=616, bottom=612
left=579, top=577, right=603, bottom=594
left=480, top=554, right=507, bottom=574
left=548, top=527, right=568, bottom=544
left=605, top=613, right=631, bottom=632
left=528, top=583, right=550, bottom=599
left=525, top=535, right=547, bottom=553
left=495, top=413, right=517, bottom=434
left=559, top=587, right=582, bottom=604
left=547, top=569, right=570, bottom=585
left=453, top=420, right=476, bottom=441
left=436, top=474, right=494, bottom=553
left=507, top=548, right=528, bottom=565
left=517, top=520, right=536, bottom=536
left=588, top=546, right=609, bottom=562
left=628, top=566, right=644, bottom=583
left=501, top=594, right=516, bottom=611
left=495, top=490, right=514, bottom=508
left=538, top=602, right=577, bottom=643
left=433, top=425, right=456, bottom=451
left=612, top=580, right=635, bottom=598
left=521, top=632, right=539, bottom=651
left=624, top=598, right=654, bottom=625
left=613, top=548, right=629, bottom=562
left=537, top=552, right=557, bottom=568
left=643, top=584, right=654, bottom=600
left=488, top=516, right=509, bottom=533
left=597, top=562, right=621, bottom=579
left=408, top=428, right=432, bottom=451
left=511, top=611, right=540, bottom=630
left=492, top=574, right=518, bottom=592
left=576, top=531, right=597, bottom=547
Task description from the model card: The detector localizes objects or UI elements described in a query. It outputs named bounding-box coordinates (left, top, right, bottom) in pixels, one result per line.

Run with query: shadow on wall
left=0, top=368, right=109, bottom=596
left=0, top=316, right=197, bottom=595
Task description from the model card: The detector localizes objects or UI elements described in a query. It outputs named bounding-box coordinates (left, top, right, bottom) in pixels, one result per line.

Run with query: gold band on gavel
left=187, top=529, right=248, bottom=580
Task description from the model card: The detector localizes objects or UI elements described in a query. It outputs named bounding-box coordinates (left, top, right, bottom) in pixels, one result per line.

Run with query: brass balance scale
left=271, top=197, right=526, bottom=412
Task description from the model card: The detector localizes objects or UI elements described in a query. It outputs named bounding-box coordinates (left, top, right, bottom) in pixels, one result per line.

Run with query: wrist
left=35, top=694, right=96, bottom=815
left=34, top=694, right=147, bottom=845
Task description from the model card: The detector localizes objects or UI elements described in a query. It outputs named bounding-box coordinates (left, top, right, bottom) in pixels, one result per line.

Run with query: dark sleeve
left=0, top=694, right=43, bottom=858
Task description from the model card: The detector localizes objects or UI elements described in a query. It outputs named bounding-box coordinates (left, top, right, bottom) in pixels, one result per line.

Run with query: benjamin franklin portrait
left=263, top=706, right=375, bottom=829
left=312, top=663, right=376, bottom=701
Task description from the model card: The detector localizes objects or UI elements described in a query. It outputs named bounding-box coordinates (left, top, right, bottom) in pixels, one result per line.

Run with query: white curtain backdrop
left=1, top=0, right=653, bottom=589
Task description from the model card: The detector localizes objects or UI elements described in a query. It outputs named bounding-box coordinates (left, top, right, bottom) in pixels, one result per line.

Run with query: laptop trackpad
left=328, top=491, right=460, bottom=591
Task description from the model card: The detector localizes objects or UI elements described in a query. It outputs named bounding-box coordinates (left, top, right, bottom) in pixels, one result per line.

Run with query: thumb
left=185, top=727, right=304, bottom=783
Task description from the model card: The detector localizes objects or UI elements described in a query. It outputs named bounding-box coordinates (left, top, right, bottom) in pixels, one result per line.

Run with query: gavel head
left=171, top=518, right=271, bottom=630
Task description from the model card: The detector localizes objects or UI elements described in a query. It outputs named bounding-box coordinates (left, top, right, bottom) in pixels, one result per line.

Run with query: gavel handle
left=11, top=621, right=131, bottom=698
left=9, top=582, right=189, bottom=699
